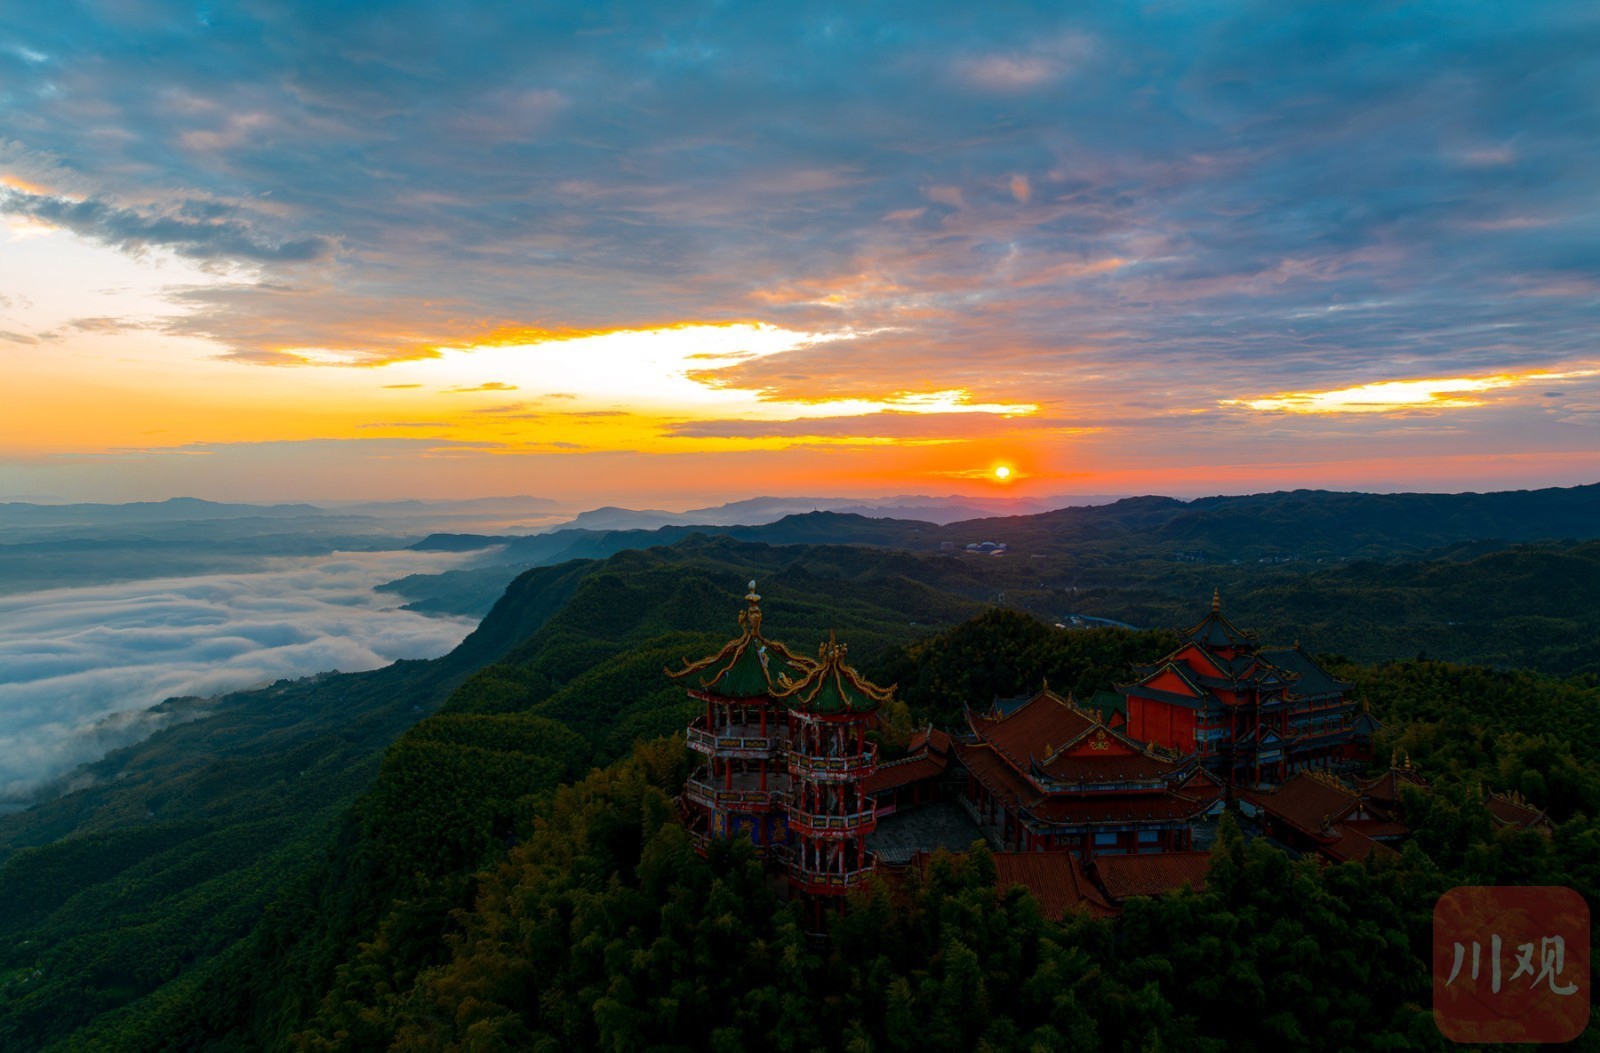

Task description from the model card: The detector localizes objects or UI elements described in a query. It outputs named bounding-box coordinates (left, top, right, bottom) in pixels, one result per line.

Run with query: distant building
left=1117, top=591, right=1364, bottom=787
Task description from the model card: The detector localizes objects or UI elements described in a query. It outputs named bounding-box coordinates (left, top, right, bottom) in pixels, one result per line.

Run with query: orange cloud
left=1227, top=367, right=1600, bottom=414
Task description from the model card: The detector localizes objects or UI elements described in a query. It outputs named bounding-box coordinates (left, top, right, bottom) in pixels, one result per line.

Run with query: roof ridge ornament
left=743, top=580, right=763, bottom=636
left=1212, top=587, right=1221, bottom=613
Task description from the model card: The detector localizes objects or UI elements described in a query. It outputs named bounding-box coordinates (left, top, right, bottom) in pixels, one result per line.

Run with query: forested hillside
left=5, top=526, right=1600, bottom=1050
left=383, top=487, right=1600, bottom=679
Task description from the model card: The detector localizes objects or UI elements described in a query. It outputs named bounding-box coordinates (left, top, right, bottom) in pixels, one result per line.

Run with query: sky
left=3, top=1, right=1599, bottom=506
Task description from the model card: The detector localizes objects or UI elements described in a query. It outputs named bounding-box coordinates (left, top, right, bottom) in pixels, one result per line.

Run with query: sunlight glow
left=1223, top=369, right=1600, bottom=414
left=373, top=323, right=1039, bottom=422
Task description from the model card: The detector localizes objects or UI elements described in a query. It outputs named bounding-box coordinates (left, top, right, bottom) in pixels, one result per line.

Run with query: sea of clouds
left=0, top=549, right=483, bottom=806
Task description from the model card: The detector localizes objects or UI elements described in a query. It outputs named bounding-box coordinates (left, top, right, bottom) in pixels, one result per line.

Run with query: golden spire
left=743, top=580, right=763, bottom=636
left=1211, top=587, right=1221, bottom=613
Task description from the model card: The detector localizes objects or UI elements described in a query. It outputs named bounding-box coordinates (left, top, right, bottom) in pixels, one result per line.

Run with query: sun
left=993, top=465, right=1013, bottom=481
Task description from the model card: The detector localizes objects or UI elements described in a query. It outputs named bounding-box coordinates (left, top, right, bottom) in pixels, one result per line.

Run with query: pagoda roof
left=1092, top=851, right=1211, bottom=902
left=665, top=583, right=815, bottom=699
left=1258, top=646, right=1351, bottom=697
left=1180, top=589, right=1256, bottom=650
left=993, top=851, right=1117, bottom=919
left=772, top=633, right=894, bottom=715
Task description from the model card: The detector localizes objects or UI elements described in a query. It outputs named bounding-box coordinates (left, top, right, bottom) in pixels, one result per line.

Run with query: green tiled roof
left=773, top=635, right=894, bottom=715
left=666, top=585, right=813, bottom=698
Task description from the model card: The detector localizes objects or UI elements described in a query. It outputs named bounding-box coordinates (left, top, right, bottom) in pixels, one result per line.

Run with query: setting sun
left=993, top=465, right=1012, bottom=481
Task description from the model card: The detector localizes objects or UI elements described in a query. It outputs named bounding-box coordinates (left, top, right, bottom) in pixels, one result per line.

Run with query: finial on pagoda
left=739, top=580, right=763, bottom=636
left=1391, top=747, right=1399, bottom=768
left=1042, top=676, right=1049, bottom=693
left=1211, top=587, right=1221, bottom=613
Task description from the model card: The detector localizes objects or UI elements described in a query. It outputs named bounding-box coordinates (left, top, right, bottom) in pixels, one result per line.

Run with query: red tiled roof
left=862, top=753, right=948, bottom=795
left=1029, top=794, right=1214, bottom=825
left=1321, top=825, right=1399, bottom=864
left=954, top=741, right=1037, bottom=808
left=909, top=726, right=952, bottom=756
left=993, top=851, right=1117, bottom=919
left=1175, top=767, right=1223, bottom=796
left=969, top=691, right=1093, bottom=771
left=1486, top=794, right=1550, bottom=830
left=1092, top=851, right=1211, bottom=901
left=1356, top=767, right=1430, bottom=807
left=1038, top=751, right=1179, bottom=783
left=1244, top=773, right=1361, bottom=838
left=1340, top=818, right=1409, bottom=841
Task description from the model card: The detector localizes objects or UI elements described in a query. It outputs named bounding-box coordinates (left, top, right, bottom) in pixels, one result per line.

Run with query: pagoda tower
left=773, top=633, right=893, bottom=930
left=668, top=582, right=813, bottom=856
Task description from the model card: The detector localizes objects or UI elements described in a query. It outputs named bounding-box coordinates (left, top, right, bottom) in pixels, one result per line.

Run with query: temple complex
left=669, top=587, right=1534, bottom=920
left=953, top=688, right=1223, bottom=859
left=1117, top=591, right=1360, bottom=787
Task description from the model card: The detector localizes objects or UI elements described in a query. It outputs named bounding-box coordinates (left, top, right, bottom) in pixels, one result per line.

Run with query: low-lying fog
left=0, top=549, right=482, bottom=808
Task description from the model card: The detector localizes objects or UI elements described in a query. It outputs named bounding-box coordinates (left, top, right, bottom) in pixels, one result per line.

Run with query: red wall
left=1128, top=699, right=1197, bottom=751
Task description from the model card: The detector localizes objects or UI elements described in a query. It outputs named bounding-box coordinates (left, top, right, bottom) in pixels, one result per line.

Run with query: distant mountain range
left=389, top=483, right=1600, bottom=619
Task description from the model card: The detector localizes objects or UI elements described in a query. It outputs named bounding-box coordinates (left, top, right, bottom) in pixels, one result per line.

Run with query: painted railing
left=686, top=725, right=778, bottom=755
left=683, top=776, right=785, bottom=810
left=787, top=745, right=877, bottom=779
left=787, top=864, right=875, bottom=891
left=787, top=808, right=876, bottom=836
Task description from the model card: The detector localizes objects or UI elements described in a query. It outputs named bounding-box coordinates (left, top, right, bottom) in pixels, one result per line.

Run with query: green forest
left=3, top=523, right=1599, bottom=1051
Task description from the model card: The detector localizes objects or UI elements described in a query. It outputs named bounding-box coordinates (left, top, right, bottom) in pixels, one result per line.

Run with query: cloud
left=3, top=2, right=1600, bottom=487
left=0, top=188, right=336, bottom=263
left=1227, top=367, right=1600, bottom=415
left=0, top=549, right=482, bottom=805
left=444, top=381, right=519, bottom=393
left=665, top=410, right=1086, bottom=442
